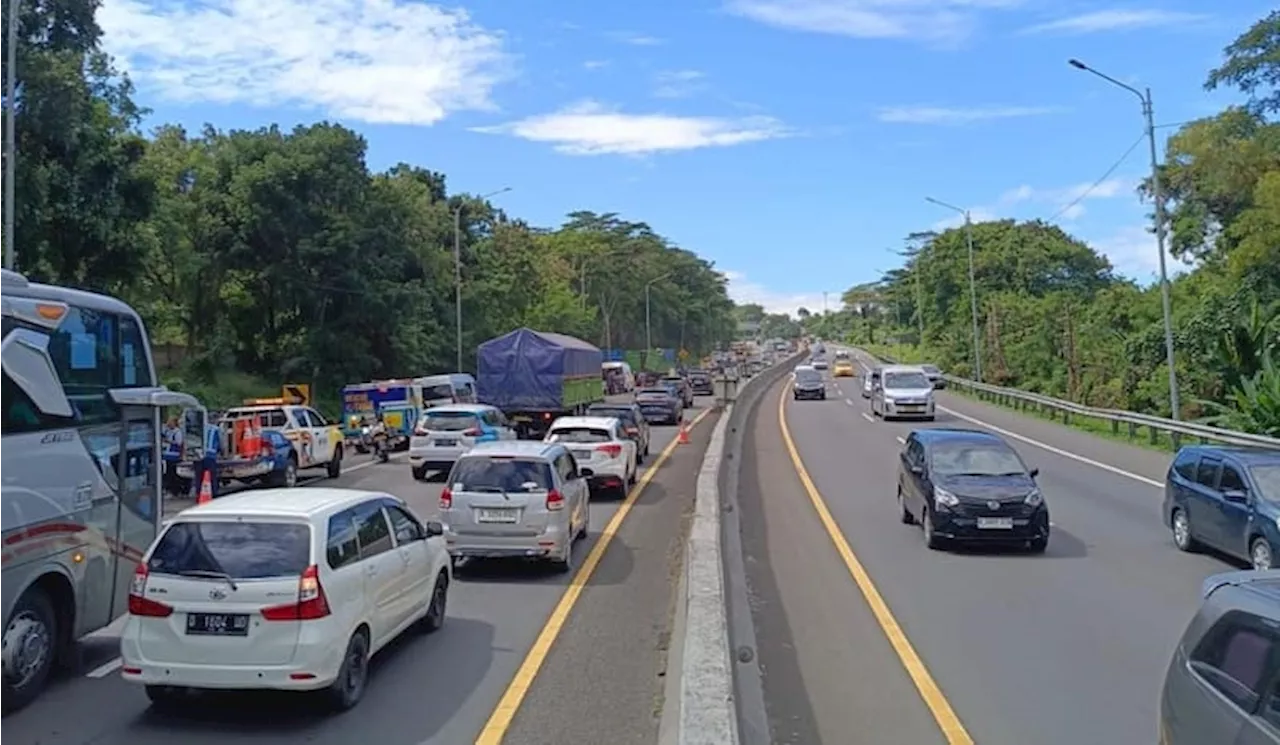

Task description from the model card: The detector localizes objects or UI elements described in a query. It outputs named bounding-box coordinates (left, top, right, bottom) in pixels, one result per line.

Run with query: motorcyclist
left=370, top=411, right=390, bottom=461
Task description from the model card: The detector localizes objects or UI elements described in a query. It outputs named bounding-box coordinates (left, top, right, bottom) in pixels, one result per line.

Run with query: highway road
left=2, top=395, right=719, bottom=745
left=735, top=350, right=1244, bottom=745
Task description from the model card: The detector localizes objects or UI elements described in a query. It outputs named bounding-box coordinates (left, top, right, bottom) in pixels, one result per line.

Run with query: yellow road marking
left=776, top=384, right=976, bottom=745
left=474, top=407, right=715, bottom=745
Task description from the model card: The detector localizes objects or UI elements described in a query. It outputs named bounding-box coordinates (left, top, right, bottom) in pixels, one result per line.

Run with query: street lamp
left=925, top=197, right=983, bottom=382
left=644, top=273, right=671, bottom=369
left=1068, top=58, right=1181, bottom=420
left=454, top=186, right=512, bottom=371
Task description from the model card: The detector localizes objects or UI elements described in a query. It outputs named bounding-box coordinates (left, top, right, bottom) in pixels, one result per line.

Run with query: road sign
left=678, top=348, right=690, bottom=361
left=282, top=384, right=311, bottom=407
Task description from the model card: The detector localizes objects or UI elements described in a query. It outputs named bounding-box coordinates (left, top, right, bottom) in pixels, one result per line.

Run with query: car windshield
left=422, top=411, right=480, bottom=431
left=588, top=406, right=637, bottom=424
left=930, top=443, right=1026, bottom=477
left=548, top=426, right=613, bottom=444
left=661, top=377, right=684, bottom=386
left=450, top=456, right=553, bottom=492
left=1249, top=464, right=1280, bottom=503
left=148, top=521, right=312, bottom=579
left=884, top=372, right=930, bottom=389
left=423, top=384, right=455, bottom=399
left=795, top=370, right=822, bottom=384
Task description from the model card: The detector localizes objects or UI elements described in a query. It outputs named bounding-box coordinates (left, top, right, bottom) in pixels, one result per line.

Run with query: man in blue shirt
left=192, top=418, right=222, bottom=499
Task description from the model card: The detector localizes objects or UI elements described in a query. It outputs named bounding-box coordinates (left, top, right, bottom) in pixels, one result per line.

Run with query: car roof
left=550, top=416, right=619, bottom=429
left=466, top=440, right=564, bottom=459
left=882, top=364, right=926, bottom=373
left=915, top=428, right=1005, bottom=446
left=175, top=487, right=386, bottom=520
left=1178, top=445, right=1280, bottom=466
left=423, top=403, right=494, bottom=414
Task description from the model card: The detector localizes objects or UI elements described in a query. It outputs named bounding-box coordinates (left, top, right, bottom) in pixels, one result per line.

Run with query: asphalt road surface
left=2, top=395, right=718, bottom=745
left=737, top=350, right=1242, bottom=745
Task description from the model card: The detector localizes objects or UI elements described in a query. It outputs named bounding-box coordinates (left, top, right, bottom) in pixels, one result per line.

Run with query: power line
left=1047, top=131, right=1146, bottom=222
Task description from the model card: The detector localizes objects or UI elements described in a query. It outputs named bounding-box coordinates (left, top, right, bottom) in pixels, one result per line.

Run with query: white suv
left=119, top=488, right=451, bottom=712
left=544, top=416, right=638, bottom=497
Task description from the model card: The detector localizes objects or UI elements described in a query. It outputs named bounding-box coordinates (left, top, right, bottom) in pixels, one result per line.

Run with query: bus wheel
left=2, top=589, right=57, bottom=713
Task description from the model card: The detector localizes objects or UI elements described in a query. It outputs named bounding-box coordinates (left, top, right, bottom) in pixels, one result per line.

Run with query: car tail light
left=440, top=487, right=453, bottom=510
left=596, top=443, right=623, bottom=458
left=462, top=427, right=481, bottom=437
left=262, top=565, right=330, bottom=621
left=127, top=563, right=173, bottom=617
left=546, top=489, right=565, bottom=511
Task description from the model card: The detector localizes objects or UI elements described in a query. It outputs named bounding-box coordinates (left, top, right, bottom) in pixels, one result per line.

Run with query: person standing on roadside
left=162, top=416, right=183, bottom=497
left=192, top=416, right=223, bottom=499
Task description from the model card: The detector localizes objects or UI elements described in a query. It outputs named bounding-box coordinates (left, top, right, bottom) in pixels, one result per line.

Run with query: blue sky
left=98, top=0, right=1271, bottom=317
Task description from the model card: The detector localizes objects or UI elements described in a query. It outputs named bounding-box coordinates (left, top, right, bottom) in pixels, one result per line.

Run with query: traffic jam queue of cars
left=114, top=343, right=704, bottom=715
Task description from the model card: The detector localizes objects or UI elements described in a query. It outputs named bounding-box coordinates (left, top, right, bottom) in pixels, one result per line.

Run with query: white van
left=415, top=374, right=477, bottom=409
left=602, top=361, right=635, bottom=392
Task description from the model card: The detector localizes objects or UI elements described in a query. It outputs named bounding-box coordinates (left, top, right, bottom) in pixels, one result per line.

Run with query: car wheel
left=1, top=590, right=57, bottom=714
left=1251, top=537, right=1274, bottom=571
left=326, top=447, right=343, bottom=479
left=421, top=572, right=448, bottom=633
left=1171, top=508, right=1198, bottom=552
left=898, top=487, right=914, bottom=525
left=274, top=457, right=298, bottom=488
left=552, top=535, right=574, bottom=573
left=325, top=631, right=370, bottom=711
left=412, top=465, right=428, bottom=481
left=577, top=504, right=590, bottom=540
left=1027, top=535, right=1049, bottom=554
left=922, top=508, right=944, bottom=551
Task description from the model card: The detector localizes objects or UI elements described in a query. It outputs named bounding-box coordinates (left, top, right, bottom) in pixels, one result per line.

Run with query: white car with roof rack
left=544, top=416, right=637, bottom=497
left=119, top=488, right=450, bottom=712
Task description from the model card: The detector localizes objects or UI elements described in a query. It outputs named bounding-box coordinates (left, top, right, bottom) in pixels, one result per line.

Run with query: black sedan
left=586, top=401, right=652, bottom=463
left=896, top=428, right=1049, bottom=552
left=688, top=369, right=714, bottom=396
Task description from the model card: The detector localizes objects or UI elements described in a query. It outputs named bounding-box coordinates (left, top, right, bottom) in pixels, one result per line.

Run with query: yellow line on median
left=474, top=406, right=715, bottom=745
left=776, top=382, right=976, bottom=745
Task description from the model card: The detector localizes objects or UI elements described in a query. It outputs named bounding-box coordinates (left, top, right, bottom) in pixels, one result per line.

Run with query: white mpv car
left=119, top=488, right=451, bottom=712
left=545, top=416, right=638, bottom=497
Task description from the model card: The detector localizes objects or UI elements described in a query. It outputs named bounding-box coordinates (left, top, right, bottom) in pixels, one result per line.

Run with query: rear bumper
left=444, top=525, right=570, bottom=558
left=119, top=630, right=344, bottom=691
left=793, top=388, right=825, bottom=399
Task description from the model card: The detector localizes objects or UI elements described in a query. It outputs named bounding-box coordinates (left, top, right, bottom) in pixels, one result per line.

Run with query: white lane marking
left=861, top=412, right=875, bottom=423
left=845, top=398, right=854, bottom=406
left=895, top=436, right=906, bottom=445
left=937, top=405, right=1163, bottom=489
left=86, top=657, right=123, bottom=678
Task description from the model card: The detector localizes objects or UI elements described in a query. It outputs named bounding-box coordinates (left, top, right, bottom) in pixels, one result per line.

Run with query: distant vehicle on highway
left=476, top=328, right=604, bottom=440
left=586, top=401, right=651, bottom=463
left=687, top=368, right=714, bottom=396
left=792, top=365, right=826, bottom=400
left=920, top=364, right=945, bottom=389
left=660, top=375, right=694, bottom=408
left=120, top=488, right=451, bottom=713
left=440, top=441, right=590, bottom=572
left=810, top=354, right=828, bottom=370
left=1159, top=569, right=1280, bottom=745
left=896, top=428, right=1050, bottom=553
left=1163, top=446, right=1279, bottom=571
left=408, top=404, right=517, bottom=481
left=636, top=386, right=682, bottom=425
left=870, top=365, right=936, bottom=421
left=832, top=356, right=855, bottom=377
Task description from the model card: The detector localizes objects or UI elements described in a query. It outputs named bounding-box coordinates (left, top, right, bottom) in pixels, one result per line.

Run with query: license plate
left=977, top=517, right=1014, bottom=530
left=186, top=612, right=250, bottom=636
left=476, top=508, right=518, bottom=523
left=434, top=439, right=457, bottom=447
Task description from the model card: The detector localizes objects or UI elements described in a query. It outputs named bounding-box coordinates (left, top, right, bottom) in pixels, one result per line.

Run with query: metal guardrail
left=857, top=348, right=1280, bottom=451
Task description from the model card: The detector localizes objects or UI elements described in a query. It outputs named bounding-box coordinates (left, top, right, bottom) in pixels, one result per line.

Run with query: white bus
left=1, top=268, right=205, bottom=712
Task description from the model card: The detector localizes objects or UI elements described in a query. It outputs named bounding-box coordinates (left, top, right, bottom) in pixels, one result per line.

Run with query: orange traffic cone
left=677, top=419, right=690, bottom=445
left=196, top=470, right=214, bottom=504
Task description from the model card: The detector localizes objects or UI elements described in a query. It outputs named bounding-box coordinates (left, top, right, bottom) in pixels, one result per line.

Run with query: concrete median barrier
left=660, top=350, right=807, bottom=745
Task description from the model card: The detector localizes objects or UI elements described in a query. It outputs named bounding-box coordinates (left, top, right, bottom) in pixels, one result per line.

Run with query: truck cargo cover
left=477, top=328, right=602, bottom=410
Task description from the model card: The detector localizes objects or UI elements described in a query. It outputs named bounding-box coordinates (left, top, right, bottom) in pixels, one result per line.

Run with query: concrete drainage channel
left=658, top=350, right=808, bottom=745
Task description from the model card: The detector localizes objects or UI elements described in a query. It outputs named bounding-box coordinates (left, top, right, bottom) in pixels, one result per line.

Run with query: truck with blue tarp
left=340, top=381, right=422, bottom=452
left=477, top=328, right=605, bottom=439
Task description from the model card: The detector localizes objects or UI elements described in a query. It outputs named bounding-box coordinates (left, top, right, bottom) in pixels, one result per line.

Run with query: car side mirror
left=579, top=467, right=595, bottom=477
left=1222, top=489, right=1249, bottom=504
left=425, top=521, right=444, bottom=538
left=1028, top=468, right=1039, bottom=479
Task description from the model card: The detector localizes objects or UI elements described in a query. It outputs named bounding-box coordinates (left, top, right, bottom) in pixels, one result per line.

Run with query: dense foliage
left=822, top=12, right=1280, bottom=434
left=3, top=0, right=736, bottom=396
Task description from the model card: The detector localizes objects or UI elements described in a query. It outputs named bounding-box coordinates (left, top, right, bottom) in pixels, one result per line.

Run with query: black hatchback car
left=687, top=369, right=714, bottom=396
left=897, top=428, right=1049, bottom=552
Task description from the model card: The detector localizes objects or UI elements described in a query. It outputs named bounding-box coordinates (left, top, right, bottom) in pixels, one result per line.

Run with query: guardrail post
left=1127, top=422, right=1135, bottom=440
left=1111, top=420, right=1119, bottom=436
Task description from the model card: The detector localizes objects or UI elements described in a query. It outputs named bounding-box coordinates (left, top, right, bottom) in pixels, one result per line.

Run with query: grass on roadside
left=860, top=343, right=1185, bottom=455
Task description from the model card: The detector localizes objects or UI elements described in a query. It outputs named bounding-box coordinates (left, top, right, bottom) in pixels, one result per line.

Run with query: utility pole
left=925, top=197, right=983, bottom=382
left=3, top=0, right=19, bottom=270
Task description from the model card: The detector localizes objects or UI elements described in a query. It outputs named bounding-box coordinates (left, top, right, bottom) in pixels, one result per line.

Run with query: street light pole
left=925, top=197, right=983, bottom=382
left=453, top=186, right=511, bottom=371
left=1068, top=58, right=1180, bottom=419
left=3, top=0, right=19, bottom=270
left=644, top=273, right=671, bottom=369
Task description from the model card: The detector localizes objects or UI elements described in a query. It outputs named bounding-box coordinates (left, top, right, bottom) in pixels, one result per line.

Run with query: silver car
left=1159, top=569, right=1280, bottom=745
left=438, top=441, right=591, bottom=572
left=870, top=365, right=936, bottom=421
left=409, top=404, right=516, bottom=481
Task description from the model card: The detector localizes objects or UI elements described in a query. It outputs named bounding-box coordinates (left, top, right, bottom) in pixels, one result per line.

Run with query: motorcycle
left=371, top=427, right=390, bottom=463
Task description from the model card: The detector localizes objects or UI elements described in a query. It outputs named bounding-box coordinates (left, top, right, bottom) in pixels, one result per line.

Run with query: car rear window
left=423, top=384, right=455, bottom=399
left=423, top=411, right=479, bottom=431
left=450, top=456, right=554, bottom=492
left=148, top=521, right=312, bottom=579
left=548, top=427, right=613, bottom=444
left=638, top=388, right=671, bottom=397
left=588, top=407, right=637, bottom=424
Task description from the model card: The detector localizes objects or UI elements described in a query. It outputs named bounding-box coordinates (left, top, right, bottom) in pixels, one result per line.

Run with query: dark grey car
left=1159, top=569, right=1280, bottom=745
left=636, top=387, right=682, bottom=425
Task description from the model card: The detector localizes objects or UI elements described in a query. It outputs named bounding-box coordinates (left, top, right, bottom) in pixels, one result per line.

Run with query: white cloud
left=471, top=101, right=792, bottom=156
left=724, top=0, right=1025, bottom=45
left=1021, top=9, right=1208, bottom=35
left=610, top=32, right=665, bottom=45
left=996, top=177, right=1136, bottom=219
left=98, top=0, right=511, bottom=126
left=929, top=206, right=1001, bottom=231
left=877, top=105, right=1061, bottom=125
left=724, top=270, right=834, bottom=317
left=653, top=70, right=708, bottom=99
left=1090, top=224, right=1194, bottom=282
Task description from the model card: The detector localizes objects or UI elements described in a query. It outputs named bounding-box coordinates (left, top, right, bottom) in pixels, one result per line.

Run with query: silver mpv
left=438, top=441, right=591, bottom=573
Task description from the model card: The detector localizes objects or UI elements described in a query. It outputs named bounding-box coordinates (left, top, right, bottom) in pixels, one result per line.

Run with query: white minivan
left=119, top=488, right=451, bottom=712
